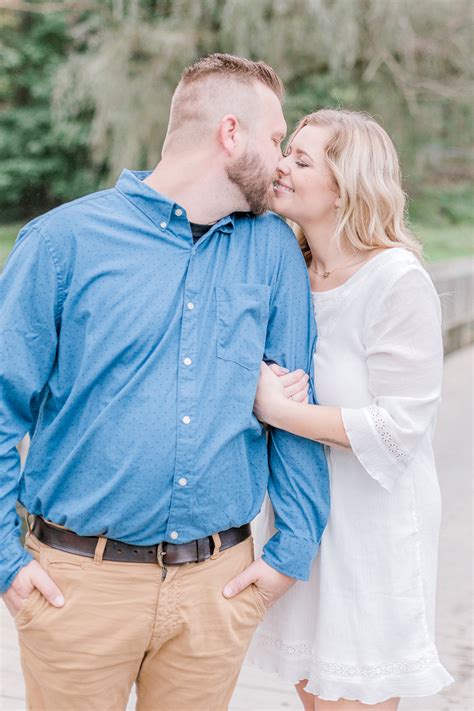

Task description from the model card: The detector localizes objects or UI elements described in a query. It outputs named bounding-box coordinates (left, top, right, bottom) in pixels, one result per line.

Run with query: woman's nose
left=277, top=155, right=290, bottom=174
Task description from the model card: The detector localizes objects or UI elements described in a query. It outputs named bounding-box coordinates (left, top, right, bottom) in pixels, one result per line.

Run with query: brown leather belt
left=31, top=517, right=251, bottom=566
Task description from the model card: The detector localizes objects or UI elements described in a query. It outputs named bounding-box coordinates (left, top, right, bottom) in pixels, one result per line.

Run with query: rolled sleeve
left=262, top=530, right=319, bottom=581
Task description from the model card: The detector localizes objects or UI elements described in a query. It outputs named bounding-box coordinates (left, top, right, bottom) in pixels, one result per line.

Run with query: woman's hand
left=268, top=363, right=310, bottom=403
left=253, top=362, right=309, bottom=425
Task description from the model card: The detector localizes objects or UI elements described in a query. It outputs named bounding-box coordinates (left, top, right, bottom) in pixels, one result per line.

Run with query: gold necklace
left=309, top=257, right=368, bottom=279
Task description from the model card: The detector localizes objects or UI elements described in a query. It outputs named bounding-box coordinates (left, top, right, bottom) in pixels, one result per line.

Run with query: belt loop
left=25, top=513, right=35, bottom=544
left=210, top=532, right=222, bottom=560
left=93, top=536, right=107, bottom=564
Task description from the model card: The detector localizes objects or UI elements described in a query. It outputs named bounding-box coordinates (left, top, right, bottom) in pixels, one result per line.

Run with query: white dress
left=248, top=248, right=454, bottom=704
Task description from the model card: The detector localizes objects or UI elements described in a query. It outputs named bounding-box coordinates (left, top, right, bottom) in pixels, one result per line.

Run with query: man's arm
left=223, top=226, right=329, bottom=605
left=0, top=224, right=65, bottom=612
left=260, top=230, right=329, bottom=581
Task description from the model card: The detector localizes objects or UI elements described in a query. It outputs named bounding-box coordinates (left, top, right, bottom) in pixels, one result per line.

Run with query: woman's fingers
left=282, top=372, right=309, bottom=399
left=258, top=363, right=309, bottom=404
left=279, top=369, right=306, bottom=387
left=283, top=383, right=309, bottom=401
left=291, top=387, right=309, bottom=403
left=268, top=362, right=289, bottom=376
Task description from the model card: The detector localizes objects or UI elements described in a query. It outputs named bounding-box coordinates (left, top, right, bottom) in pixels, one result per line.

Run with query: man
left=0, top=54, right=329, bottom=710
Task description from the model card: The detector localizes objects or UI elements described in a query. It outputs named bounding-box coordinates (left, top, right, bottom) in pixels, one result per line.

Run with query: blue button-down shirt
left=0, top=170, right=329, bottom=592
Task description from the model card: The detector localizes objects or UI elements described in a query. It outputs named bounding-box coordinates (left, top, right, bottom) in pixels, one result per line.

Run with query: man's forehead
left=276, top=121, right=287, bottom=138
left=254, top=82, right=286, bottom=126
left=264, top=106, right=287, bottom=138
left=270, top=116, right=287, bottom=139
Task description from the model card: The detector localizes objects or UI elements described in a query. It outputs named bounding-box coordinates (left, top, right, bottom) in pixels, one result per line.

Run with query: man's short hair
left=165, top=53, right=284, bottom=144
left=180, top=53, right=284, bottom=102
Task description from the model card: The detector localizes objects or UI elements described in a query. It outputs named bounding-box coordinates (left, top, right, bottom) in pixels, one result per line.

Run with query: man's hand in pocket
left=222, top=557, right=295, bottom=609
left=2, top=560, right=64, bottom=618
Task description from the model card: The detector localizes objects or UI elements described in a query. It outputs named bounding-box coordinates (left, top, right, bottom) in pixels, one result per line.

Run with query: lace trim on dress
left=255, top=634, right=440, bottom=678
left=367, top=405, right=409, bottom=463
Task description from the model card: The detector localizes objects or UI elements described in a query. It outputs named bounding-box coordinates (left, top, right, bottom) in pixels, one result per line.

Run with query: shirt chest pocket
left=216, top=284, right=271, bottom=371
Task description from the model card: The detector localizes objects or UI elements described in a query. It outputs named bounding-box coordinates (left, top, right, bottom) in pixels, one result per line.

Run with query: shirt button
left=183, top=357, right=192, bottom=366
left=160, top=221, right=167, bottom=229
left=175, top=208, right=183, bottom=217
left=178, top=477, right=187, bottom=486
left=170, top=531, right=179, bottom=540
left=187, top=302, right=194, bottom=310
left=182, top=415, right=191, bottom=424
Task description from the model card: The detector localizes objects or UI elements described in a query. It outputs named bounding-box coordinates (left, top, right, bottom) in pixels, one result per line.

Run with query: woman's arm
left=274, top=400, right=349, bottom=448
left=254, top=363, right=350, bottom=448
left=256, top=264, right=443, bottom=492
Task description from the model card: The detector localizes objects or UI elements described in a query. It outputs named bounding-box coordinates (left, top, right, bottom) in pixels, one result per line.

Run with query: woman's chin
left=270, top=194, right=291, bottom=218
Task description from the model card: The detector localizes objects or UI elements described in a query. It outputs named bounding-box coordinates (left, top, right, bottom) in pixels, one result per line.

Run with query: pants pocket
left=250, top=583, right=267, bottom=619
left=14, top=588, right=43, bottom=629
left=14, top=534, right=47, bottom=629
left=15, top=535, right=84, bottom=631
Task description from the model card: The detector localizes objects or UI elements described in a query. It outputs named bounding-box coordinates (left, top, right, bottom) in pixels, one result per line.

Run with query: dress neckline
left=311, top=248, right=409, bottom=300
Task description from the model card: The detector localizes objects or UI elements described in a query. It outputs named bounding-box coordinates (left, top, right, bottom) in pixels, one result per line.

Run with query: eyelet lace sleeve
left=341, top=266, right=443, bottom=492
left=367, top=405, right=409, bottom=463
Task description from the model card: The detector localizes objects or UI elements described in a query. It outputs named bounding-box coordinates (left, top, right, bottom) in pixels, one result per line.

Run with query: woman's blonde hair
left=289, top=109, right=423, bottom=264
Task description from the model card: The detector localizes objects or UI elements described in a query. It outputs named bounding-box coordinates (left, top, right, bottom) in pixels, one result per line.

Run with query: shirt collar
left=115, top=169, right=235, bottom=237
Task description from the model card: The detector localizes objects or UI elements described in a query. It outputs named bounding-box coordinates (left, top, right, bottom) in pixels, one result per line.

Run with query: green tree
left=53, top=0, right=472, bottom=192
left=0, top=5, right=98, bottom=221
left=0, top=0, right=472, bottom=220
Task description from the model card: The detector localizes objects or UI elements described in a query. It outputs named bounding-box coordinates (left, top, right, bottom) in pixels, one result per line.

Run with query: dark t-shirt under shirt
left=190, top=222, right=212, bottom=244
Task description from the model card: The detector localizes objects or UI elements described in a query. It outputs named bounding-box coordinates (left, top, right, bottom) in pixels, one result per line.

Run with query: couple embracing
left=0, top=53, right=453, bottom=710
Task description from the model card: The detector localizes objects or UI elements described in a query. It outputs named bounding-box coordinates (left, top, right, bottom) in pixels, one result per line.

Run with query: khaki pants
left=16, top=531, right=266, bottom=710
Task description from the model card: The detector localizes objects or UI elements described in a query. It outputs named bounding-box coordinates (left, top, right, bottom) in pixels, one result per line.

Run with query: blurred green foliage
left=0, top=8, right=100, bottom=221
left=0, top=222, right=21, bottom=268
left=0, top=0, right=472, bottom=224
left=408, top=186, right=474, bottom=226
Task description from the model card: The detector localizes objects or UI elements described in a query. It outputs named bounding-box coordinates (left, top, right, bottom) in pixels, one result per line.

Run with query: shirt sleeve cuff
left=261, top=530, right=319, bottom=581
left=0, top=545, right=33, bottom=594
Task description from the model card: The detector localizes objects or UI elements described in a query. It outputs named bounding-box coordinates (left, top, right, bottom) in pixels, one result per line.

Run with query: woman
left=247, top=110, right=454, bottom=710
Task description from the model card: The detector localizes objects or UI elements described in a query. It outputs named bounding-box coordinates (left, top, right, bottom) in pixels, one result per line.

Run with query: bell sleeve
left=341, top=265, right=443, bottom=492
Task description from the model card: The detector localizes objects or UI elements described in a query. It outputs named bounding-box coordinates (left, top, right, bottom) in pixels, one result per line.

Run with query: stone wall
left=429, top=257, right=474, bottom=354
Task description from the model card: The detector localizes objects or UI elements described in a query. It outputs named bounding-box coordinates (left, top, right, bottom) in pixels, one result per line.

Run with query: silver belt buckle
left=156, top=542, right=167, bottom=568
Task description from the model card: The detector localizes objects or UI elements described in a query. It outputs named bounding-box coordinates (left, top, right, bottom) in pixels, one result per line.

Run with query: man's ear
left=218, top=114, right=241, bottom=156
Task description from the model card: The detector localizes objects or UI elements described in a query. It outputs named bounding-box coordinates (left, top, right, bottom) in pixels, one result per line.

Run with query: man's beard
left=227, top=148, right=273, bottom=216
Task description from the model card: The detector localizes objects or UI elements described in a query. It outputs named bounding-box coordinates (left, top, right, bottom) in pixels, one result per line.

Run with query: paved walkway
left=1, top=346, right=472, bottom=710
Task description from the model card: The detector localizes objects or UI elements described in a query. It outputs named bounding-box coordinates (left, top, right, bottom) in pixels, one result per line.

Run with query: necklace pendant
left=323, top=271, right=330, bottom=279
